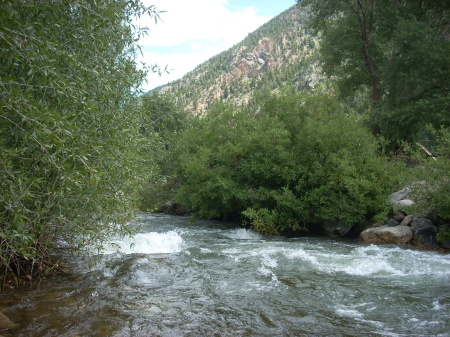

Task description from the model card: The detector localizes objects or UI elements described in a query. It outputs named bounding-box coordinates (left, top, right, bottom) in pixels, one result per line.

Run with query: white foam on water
left=261, top=254, right=278, bottom=268
left=285, top=244, right=450, bottom=278
left=222, top=247, right=241, bottom=255
left=432, top=300, right=444, bottom=311
left=103, top=231, right=184, bottom=255
left=224, top=228, right=263, bottom=240
left=334, top=304, right=386, bottom=330
left=335, top=307, right=364, bottom=318
left=330, top=256, right=401, bottom=276
left=285, top=248, right=320, bottom=266
left=258, top=265, right=273, bottom=277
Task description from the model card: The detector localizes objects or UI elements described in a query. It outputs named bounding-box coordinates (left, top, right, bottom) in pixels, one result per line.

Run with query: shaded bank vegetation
left=0, top=0, right=161, bottom=285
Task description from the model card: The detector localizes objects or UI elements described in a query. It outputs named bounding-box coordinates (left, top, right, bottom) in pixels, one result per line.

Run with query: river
left=1, top=213, right=449, bottom=336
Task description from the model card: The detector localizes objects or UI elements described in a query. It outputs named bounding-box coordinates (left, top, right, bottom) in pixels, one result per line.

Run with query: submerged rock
left=0, top=311, right=18, bottom=330
left=359, top=225, right=413, bottom=244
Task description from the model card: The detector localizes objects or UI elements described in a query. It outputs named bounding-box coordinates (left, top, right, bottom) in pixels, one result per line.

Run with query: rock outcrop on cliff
left=150, top=6, right=321, bottom=114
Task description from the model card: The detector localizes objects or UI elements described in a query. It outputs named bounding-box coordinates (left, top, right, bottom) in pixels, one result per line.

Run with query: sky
left=138, top=0, right=297, bottom=91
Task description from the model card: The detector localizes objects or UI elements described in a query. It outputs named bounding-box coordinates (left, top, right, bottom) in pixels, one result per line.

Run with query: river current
left=2, top=213, right=450, bottom=336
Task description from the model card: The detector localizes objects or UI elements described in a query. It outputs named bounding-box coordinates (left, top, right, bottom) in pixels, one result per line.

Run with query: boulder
left=359, top=225, right=413, bottom=244
left=414, top=225, right=438, bottom=248
left=385, top=219, right=399, bottom=227
left=388, top=188, right=411, bottom=204
left=438, top=224, right=450, bottom=249
left=397, top=199, right=414, bottom=207
left=410, top=217, right=434, bottom=231
left=159, top=199, right=189, bottom=216
left=393, top=210, right=406, bottom=223
left=317, top=220, right=353, bottom=237
left=399, top=215, right=413, bottom=226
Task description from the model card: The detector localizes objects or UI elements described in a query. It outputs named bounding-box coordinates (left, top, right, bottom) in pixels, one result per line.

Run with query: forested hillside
left=150, top=5, right=321, bottom=114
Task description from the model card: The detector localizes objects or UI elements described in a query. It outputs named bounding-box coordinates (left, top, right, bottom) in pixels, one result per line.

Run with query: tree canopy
left=300, top=0, right=450, bottom=145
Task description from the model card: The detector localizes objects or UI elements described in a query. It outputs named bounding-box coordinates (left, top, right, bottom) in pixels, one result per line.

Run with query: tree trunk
left=356, top=0, right=382, bottom=104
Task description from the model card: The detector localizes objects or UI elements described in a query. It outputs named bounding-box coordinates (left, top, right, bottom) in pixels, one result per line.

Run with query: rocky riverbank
left=358, top=185, right=449, bottom=250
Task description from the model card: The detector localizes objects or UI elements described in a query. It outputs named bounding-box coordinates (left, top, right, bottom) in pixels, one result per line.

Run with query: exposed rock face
left=359, top=225, right=413, bottom=244
left=408, top=217, right=438, bottom=248
left=388, top=182, right=426, bottom=208
left=152, top=6, right=320, bottom=115
left=382, top=182, right=447, bottom=250
left=439, top=224, right=450, bottom=249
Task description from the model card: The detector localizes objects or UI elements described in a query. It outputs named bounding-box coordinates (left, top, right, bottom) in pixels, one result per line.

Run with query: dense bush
left=0, top=0, right=158, bottom=282
left=173, top=93, right=399, bottom=234
left=138, top=93, right=188, bottom=212
left=407, top=127, right=450, bottom=240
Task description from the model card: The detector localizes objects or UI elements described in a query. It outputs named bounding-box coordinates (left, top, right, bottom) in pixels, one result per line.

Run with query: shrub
left=0, top=0, right=158, bottom=282
left=174, top=93, right=399, bottom=234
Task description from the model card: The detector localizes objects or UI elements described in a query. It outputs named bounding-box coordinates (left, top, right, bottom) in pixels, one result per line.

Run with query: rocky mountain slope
left=149, top=5, right=322, bottom=114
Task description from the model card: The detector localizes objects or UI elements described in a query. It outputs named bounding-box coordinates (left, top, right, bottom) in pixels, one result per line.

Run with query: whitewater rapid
left=3, top=213, right=449, bottom=337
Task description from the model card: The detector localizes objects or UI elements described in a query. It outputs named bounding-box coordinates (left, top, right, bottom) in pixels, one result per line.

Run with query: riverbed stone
left=399, top=215, right=413, bottom=226
left=438, top=224, right=450, bottom=249
left=410, top=217, right=434, bottom=231
left=385, top=219, right=399, bottom=227
left=359, top=225, right=413, bottom=244
left=317, top=220, right=353, bottom=237
left=414, top=225, right=438, bottom=248
left=0, top=311, right=18, bottom=330
left=160, top=199, right=189, bottom=215
left=393, top=210, right=406, bottom=223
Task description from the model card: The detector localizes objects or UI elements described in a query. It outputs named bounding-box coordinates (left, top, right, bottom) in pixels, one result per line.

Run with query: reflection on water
left=1, top=213, right=449, bottom=336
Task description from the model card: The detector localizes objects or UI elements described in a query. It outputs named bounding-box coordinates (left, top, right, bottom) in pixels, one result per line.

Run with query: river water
left=2, top=213, right=450, bottom=336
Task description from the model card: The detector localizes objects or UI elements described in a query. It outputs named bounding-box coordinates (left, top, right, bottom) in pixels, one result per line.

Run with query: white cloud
left=190, top=42, right=204, bottom=51
left=140, top=45, right=226, bottom=90
left=137, top=0, right=272, bottom=91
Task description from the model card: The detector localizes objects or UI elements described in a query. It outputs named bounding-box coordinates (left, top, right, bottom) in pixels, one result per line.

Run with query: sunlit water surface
left=2, top=213, right=449, bottom=336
